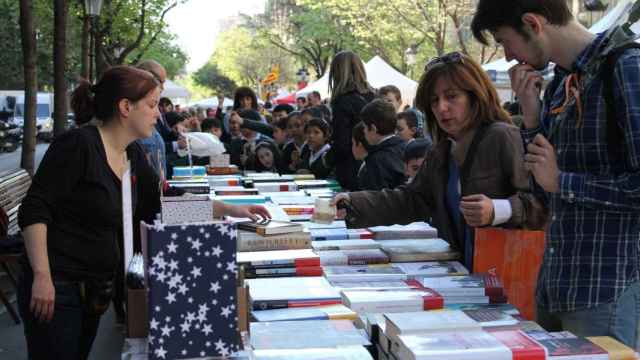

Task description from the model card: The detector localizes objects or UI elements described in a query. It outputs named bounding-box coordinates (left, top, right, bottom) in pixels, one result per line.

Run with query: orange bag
left=473, top=228, right=545, bottom=320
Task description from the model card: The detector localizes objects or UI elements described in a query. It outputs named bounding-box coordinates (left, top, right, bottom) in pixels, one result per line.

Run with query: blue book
left=145, top=221, right=241, bottom=359
left=310, top=229, right=350, bottom=241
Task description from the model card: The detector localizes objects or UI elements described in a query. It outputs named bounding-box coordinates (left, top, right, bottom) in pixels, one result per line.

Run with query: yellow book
left=587, top=336, right=636, bottom=360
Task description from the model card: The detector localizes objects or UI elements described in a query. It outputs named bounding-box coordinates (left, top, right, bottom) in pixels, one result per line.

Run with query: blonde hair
left=328, top=51, right=374, bottom=99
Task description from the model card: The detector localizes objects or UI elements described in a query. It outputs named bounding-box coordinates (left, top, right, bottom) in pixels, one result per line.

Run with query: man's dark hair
left=471, top=0, right=573, bottom=45
left=360, top=99, right=397, bottom=136
left=403, top=138, right=432, bottom=163
left=165, top=111, right=185, bottom=128
left=302, top=106, right=327, bottom=122
left=379, top=85, right=402, bottom=101
left=274, top=117, right=288, bottom=131
left=233, top=87, right=258, bottom=110
left=238, top=109, right=262, bottom=122
left=310, top=91, right=322, bottom=99
left=352, top=121, right=369, bottom=147
left=201, top=117, right=223, bottom=132
left=304, top=118, right=331, bottom=138
left=273, top=104, right=294, bottom=114
left=159, top=97, right=173, bottom=108
left=296, top=96, right=307, bottom=102
left=397, top=111, right=423, bottom=139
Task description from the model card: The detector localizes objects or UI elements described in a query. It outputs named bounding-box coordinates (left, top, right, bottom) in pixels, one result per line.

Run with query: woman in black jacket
left=17, top=66, right=269, bottom=360
left=328, top=51, right=376, bottom=190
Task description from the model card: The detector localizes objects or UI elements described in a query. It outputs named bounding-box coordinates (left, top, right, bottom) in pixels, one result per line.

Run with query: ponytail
left=71, top=79, right=96, bottom=126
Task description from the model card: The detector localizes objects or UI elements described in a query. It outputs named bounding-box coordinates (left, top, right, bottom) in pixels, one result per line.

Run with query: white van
left=6, top=92, right=54, bottom=139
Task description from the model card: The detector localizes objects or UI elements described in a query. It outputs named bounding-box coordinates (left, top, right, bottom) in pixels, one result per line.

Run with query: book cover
left=319, top=249, right=390, bottom=266
left=251, top=304, right=357, bottom=322
left=208, top=177, right=241, bottom=187
left=377, top=238, right=460, bottom=262
left=342, top=288, right=444, bottom=313
left=302, top=220, right=347, bottom=231
left=214, top=188, right=260, bottom=196
left=331, top=279, right=422, bottom=291
left=243, top=266, right=323, bottom=278
left=237, top=231, right=310, bottom=252
left=237, top=220, right=303, bottom=236
left=368, top=222, right=438, bottom=240
left=396, top=331, right=512, bottom=360
left=323, top=264, right=408, bottom=282
left=252, top=346, right=373, bottom=360
left=253, top=182, right=299, bottom=192
left=489, top=330, right=547, bottom=360
left=384, top=310, right=481, bottom=340
left=246, top=276, right=341, bottom=310
left=312, top=239, right=381, bottom=251
left=418, top=273, right=504, bottom=297
left=145, top=222, right=241, bottom=359
left=464, top=308, right=519, bottom=328
left=237, top=249, right=319, bottom=269
left=586, top=336, right=637, bottom=360
left=249, top=320, right=370, bottom=350
left=395, top=261, right=469, bottom=279
left=534, top=338, right=608, bottom=358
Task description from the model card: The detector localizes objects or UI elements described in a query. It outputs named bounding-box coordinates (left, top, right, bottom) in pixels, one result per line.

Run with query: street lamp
left=85, top=0, right=103, bottom=82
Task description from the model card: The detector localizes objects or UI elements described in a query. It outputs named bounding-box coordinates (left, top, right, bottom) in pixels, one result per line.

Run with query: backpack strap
left=601, top=43, right=640, bottom=164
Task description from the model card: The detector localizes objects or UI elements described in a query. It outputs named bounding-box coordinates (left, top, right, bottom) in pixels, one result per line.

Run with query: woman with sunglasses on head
left=332, top=52, right=547, bottom=269
left=16, top=66, right=270, bottom=360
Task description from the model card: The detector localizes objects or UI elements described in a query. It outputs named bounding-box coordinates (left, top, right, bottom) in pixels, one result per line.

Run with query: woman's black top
left=18, top=125, right=161, bottom=281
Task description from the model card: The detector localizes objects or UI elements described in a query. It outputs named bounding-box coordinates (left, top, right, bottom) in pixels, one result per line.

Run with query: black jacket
left=330, top=90, right=376, bottom=191
left=359, top=135, right=407, bottom=191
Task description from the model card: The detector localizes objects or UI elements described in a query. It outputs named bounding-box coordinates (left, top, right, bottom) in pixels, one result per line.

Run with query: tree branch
left=130, top=1, right=178, bottom=64
left=115, top=0, right=147, bottom=64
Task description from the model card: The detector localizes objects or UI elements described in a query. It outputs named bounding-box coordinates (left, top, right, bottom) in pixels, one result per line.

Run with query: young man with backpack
left=472, top=0, right=640, bottom=349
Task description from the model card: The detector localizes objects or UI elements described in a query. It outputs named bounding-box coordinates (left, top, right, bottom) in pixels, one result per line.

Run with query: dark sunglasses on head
left=424, top=52, right=464, bottom=72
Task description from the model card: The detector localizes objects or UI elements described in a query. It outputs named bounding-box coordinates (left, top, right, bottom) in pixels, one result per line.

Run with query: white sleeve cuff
left=172, top=141, right=179, bottom=152
left=491, top=199, right=512, bottom=226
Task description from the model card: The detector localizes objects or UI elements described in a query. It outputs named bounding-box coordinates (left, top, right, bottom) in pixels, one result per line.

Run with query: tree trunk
left=80, top=14, right=90, bottom=79
left=19, top=0, right=37, bottom=175
left=53, top=0, right=68, bottom=138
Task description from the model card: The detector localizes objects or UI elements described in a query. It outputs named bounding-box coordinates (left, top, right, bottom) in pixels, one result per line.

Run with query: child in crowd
left=297, top=118, right=333, bottom=179
left=359, top=99, right=407, bottom=190
left=227, top=111, right=243, bottom=139
left=200, top=117, right=224, bottom=139
left=229, top=109, right=269, bottom=170
left=403, top=138, right=432, bottom=182
left=282, top=111, right=308, bottom=173
left=301, top=107, right=326, bottom=124
left=351, top=121, right=369, bottom=190
left=272, top=117, right=289, bottom=151
left=379, top=85, right=403, bottom=113
left=272, top=104, right=295, bottom=123
left=253, top=141, right=286, bottom=174
left=396, top=111, right=426, bottom=142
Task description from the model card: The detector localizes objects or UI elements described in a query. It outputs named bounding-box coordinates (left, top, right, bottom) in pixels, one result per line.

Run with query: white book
left=368, top=222, right=438, bottom=240
left=319, top=249, right=389, bottom=266
left=331, top=279, right=418, bottom=291
left=342, top=289, right=441, bottom=314
left=396, top=331, right=512, bottom=360
left=323, top=265, right=407, bottom=282
left=395, top=261, right=469, bottom=279
left=312, top=239, right=381, bottom=251
left=384, top=310, right=481, bottom=341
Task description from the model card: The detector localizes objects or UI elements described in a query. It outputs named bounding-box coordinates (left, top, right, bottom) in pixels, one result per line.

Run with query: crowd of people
left=12, top=0, right=640, bottom=358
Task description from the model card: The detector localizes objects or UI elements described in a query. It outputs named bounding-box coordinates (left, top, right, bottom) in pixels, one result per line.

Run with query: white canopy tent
left=365, top=55, right=418, bottom=107
left=161, top=80, right=191, bottom=106
left=296, top=55, right=418, bottom=106
left=482, top=0, right=638, bottom=101
left=188, top=97, right=234, bottom=109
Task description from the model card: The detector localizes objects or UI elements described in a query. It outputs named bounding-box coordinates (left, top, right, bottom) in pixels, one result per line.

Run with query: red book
left=489, top=330, right=547, bottom=360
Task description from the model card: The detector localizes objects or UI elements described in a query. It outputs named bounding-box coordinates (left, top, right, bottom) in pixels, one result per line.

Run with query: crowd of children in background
left=162, top=84, right=433, bottom=191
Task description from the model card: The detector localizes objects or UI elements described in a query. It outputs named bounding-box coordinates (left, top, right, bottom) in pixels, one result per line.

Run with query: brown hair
left=472, top=0, right=573, bottom=45
left=328, top=51, right=374, bottom=100
left=379, top=85, right=402, bottom=102
left=415, top=53, right=511, bottom=144
left=360, top=98, right=397, bottom=136
left=71, top=66, right=159, bottom=125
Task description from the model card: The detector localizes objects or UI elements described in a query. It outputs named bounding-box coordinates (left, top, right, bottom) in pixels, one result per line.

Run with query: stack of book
left=237, top=231, right=311, bottom=252
left=214, top=186, right=260, bottom=196
left=368, top=222, right=438, bottom=240
left=310, top=228, right=374, bottom=241
left=207, top=175, right=241, bottom=187
left=312, top=239, right=381, bottom=251
left=417, top=274, right=508, bottom=305
left=377, top=238, right=459, bottom=262
left=167, top=178, right=211, bottom=194
left=246, top=276, right=342, bottom=310
left=206, top=165, right=239, bottom=175
left=237, top=249, right=322, bottom=279
left=253, top=182, right=299, bottom=193
left=251, top=304, right=357, bottom=322
left=323, top=261, right=468, bottom=283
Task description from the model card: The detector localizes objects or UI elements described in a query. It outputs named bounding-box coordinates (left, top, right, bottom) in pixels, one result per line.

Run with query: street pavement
left=0, top=143, right=49, bottom=174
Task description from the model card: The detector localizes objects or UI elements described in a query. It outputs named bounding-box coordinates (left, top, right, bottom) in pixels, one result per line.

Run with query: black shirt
left=18, top=125, right=161, bottom=280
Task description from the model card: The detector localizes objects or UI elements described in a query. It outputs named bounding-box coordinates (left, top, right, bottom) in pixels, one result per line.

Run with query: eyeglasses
left=424, top=52, right=464, bottom=72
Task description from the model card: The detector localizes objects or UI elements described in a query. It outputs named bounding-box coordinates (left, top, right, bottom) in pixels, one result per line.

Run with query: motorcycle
left=0, top=121, right=22, bottom=153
